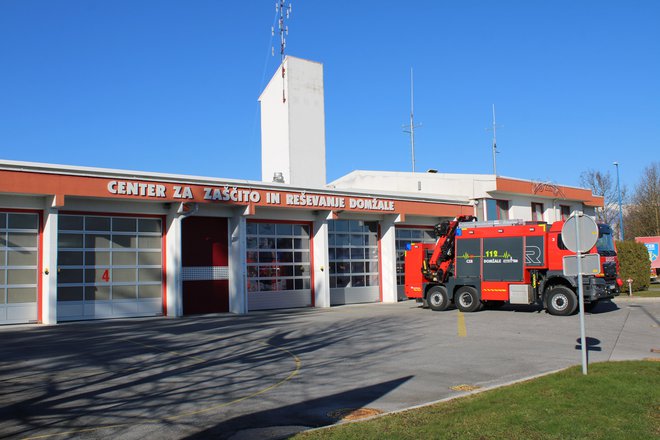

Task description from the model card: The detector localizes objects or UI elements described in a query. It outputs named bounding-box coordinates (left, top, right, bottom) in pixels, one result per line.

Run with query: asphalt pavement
left=0, top=297, right=658, bottom=440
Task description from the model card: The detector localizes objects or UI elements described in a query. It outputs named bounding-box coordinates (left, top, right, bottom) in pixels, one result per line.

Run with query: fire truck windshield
left=596, top=230, right=616, bottom=256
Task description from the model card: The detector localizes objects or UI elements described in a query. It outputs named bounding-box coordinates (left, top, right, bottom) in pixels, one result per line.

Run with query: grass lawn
left=294, top=361, right=660, bottom=440
left=631, top=283, right=660, bottom=297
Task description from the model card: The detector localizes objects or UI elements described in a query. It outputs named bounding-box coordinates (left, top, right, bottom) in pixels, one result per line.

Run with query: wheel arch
left=423, top=283, right=439, bottom=300
left=433, top=279, right=481, bottom=302
left=455, top=285, right=483, bottom=313
left=541, top=274, right=576, bottom=299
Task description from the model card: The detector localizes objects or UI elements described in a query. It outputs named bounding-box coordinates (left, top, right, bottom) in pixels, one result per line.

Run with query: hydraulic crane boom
left=422, top=215, right=476, bottom=283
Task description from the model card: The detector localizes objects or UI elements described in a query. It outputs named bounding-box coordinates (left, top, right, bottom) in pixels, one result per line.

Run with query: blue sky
left=1, top=1, right=658, bottom=192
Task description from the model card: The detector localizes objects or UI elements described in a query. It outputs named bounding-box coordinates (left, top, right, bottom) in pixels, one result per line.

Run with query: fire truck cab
left=404, top=217, right=620, bottom=316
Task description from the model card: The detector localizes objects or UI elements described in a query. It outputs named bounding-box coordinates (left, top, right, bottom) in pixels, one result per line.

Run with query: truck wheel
left=455, top=286, right=482, bottom=313
left=427, top=286, right=449, bottom=311
left=546, top=286, right=578, bottom=316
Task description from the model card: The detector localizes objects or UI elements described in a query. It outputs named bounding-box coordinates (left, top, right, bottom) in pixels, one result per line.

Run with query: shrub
left=615, top=240, right=651, bottom=291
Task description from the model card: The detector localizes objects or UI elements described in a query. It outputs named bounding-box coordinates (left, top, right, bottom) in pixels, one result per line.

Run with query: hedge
left=615, top=240, right=651, bottom=291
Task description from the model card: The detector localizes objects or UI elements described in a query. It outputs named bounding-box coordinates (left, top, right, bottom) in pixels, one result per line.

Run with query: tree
left=580, top=169, right=625, bottom=229
left=616, top=240, right=651, bottom=291
left=625, top=162, right=660, bottom=238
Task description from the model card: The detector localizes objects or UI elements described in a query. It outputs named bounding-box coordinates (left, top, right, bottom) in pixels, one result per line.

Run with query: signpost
left=562, top=254, right=601, bottom=277
left=561, top=213, right=599, bottom=375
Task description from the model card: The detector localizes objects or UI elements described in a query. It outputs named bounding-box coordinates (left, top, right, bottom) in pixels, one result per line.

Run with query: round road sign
left=561, top=214, right=599, bottom=253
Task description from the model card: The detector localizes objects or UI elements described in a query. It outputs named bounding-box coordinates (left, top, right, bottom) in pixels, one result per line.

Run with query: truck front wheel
left=546, top=286, right=578, bottom=316
left=427, top=285, right=449, bottom=311
left=455, top=286, right=482, bottom=313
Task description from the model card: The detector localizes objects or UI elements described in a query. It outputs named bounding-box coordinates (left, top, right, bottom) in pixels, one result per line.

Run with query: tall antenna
left=272, top=1, right=292, bottom=103
left=487, top=104, right=502, bottom=175
left=402, top=67, right=422, bottom=172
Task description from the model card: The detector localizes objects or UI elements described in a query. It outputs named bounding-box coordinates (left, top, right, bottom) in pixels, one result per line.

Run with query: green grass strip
left=296, top=361, right=660, bottom=440
left=631, top=284, right=660, bottom=297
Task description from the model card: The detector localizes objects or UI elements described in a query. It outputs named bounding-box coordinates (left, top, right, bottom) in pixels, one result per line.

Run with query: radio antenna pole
left=272, top=1, right=292, bottom=103
left=403, top=67, right=422, bottom=172
left=486, top=104, right=502, bottom=175
left=492, top=104, right=498, bottom=175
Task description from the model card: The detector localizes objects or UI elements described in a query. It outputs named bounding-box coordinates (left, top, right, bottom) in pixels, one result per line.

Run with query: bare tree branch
left=625, top=162, right=660, bottom=238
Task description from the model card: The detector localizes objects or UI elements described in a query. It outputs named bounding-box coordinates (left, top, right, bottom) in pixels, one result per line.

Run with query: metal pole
left=575, top=214, right=588, bottom=375
left=492, top=104, right=497, bottom=176
left=614, top=162, right=624, bottom=240
left=410, top=67, right=416, bottom=173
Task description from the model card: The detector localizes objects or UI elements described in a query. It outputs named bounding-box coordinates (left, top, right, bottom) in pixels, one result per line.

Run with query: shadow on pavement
left=183, top=376, right=413, bottom=440
left=0, top=309, right=408, bottom=440
left=588, top=299, right=620, bottom=314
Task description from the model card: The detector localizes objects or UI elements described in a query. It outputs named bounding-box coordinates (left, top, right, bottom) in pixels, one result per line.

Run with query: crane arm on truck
left=423, top=215, right=476, bottom=283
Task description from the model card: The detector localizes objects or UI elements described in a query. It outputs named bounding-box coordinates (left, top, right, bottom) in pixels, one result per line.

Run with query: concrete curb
left=300, top=366, right=570, bottom=435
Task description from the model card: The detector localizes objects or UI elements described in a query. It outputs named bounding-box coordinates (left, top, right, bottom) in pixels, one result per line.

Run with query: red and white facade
left=0, top=159, right=477, bottom=324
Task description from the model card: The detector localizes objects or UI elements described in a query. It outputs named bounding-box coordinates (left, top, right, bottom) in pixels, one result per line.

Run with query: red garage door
left=182, top=216, right=229, bottom=314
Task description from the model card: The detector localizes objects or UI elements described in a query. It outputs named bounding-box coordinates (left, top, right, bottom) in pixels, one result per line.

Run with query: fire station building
left=0, top=56, right=603, bottom=325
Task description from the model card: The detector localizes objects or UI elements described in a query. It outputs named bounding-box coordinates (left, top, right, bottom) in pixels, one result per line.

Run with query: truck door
left=481, top=237, right=524, bottom=301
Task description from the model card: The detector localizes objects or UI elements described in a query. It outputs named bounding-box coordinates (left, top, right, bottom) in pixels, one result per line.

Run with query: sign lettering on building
left=106, top=180, right=396, bottom=212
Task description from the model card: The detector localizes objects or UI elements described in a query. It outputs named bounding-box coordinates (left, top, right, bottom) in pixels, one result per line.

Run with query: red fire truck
left=404, top=216, right=621, bottom=316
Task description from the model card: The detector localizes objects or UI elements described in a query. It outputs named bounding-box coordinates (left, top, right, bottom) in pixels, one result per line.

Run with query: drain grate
left=450, top=384, right=482, bottom=392
left=327, top=408, right=383, bottom=421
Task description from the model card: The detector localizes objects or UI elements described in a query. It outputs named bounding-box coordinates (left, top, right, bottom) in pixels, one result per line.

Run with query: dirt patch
left=327, top=407, right=383, bottom=421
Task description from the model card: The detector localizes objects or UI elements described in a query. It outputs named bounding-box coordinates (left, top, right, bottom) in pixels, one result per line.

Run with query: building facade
left=0, top=160, right=477, bottom=325
left=330, top=170, right=601, bottom=223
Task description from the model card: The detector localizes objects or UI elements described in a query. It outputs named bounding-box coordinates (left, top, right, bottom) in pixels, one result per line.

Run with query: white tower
left=259, top=56, right=327, bottom=187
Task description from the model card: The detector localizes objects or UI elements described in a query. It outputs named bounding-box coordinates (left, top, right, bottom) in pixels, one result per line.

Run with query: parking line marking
left=21, top=341, right=301, bottom=440
left=457, top=311, right=467, bottom=337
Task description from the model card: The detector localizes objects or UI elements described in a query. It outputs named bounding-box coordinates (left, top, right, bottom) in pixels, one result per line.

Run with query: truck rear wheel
left=427, top=285, right=449, bottom=311
left=455, top=286, right=482, bottom=313
left=546, top=286, right=578, bottom=316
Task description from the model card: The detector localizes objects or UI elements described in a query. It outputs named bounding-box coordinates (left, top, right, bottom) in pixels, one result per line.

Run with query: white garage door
left=0, top=212, right=39, bottom=324
left=57, top=214, right=163, bottom=321
left=246, top=222, right=312, bottom=311
left=329, top=220, right=380, bottom=305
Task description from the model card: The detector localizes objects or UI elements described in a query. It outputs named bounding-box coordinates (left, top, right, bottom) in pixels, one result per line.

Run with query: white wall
left=380, top=215, right=398, bottom=303
left=229, top=209, right=248, bottom=314
left=260, top=63, right=291, bottom=184
left=487, top=194, right=587, bottom=223
left=41, top=202, right=58, bottom=324
left=260, top=56, right=326, bottom=188
left=165, top=205, right=183, bottom=318
left=330, top=170, right=492, bottom=201
left=313, top=214, right=330, bottom=308
left=331, top=171, right=599, bottom=225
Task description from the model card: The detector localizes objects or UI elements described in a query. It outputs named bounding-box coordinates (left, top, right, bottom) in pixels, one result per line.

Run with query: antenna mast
left=403, top=67, right=422, bottom=172
left=272, top=1, right=292, bottom=103
left=491, top=104, right=500, bottom=175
